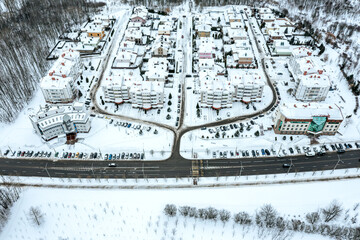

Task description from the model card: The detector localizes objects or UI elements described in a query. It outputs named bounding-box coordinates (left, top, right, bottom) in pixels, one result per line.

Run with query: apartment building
left=289, top=54, right=330, bottom=101
left=102, top=74, right=135, bottom=104
left=40, top=49, right=83, bottom=104
left=273, top=103, right=343, bottom=136
left=130, top=81, right=164, bottom=109
left=29, top=102, right=91, bottom=142
left=230, top=71, right=265, bottom=103
left=199, top=71, right=234, bottom=109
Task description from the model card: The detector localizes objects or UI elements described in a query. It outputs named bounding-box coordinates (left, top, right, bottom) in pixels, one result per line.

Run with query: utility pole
left=287, top=158, right=293, bottom=175
left=91, top=163, right=95, bottom=177
left=45, top=163, right=51, bottom=178
left=332, top=154, right=344, bottom=173
left=239, top=161, right=244, bottom=176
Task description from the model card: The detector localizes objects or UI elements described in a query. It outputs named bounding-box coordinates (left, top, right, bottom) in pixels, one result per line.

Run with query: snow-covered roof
left=196, top=24, right=211, bottom=32
left=229, top=70, right=265, bottom=87
left=259, top=8, right=272, bottom=14
left=102, top=74, right=136, bottom=88
left=227, top=28, right=247, bottom=39
left=125, top=28, right=142, bottom=39
left=130, top=81, right=164, bottom=94
left=146, top=57, right=169, bottom=80
left=295, top=57, right=324, bottom=75
left=85, top=24, right=104, bottom=33
left=260, top=13, right=275, bottom=21
left=233, top=48, right=253, bottom=60
left=30, top=103, right=88, bottom=130
left=41, top=49, right=81, bottom=89
left=200, top=76, right=233, bottom=93
left=273, top=39, right=290, bottom=48
left=119, top=40, right=136, bottom=51
left=199, top=70, right=217, bottom=82
left=233, top=39, right=251, bottom=50
left=230, top=21, right=244, bottom=29
left=199, top=58, right=215, bottom=69
left=275, top=18, right=294, bottom=27
left=292, top=47, right=312, bottom=58
left=115, top=51, right=137, bottom=66
left=280, top=103, right=343, bottom=121
left=299, top=74, right=330, bottom=88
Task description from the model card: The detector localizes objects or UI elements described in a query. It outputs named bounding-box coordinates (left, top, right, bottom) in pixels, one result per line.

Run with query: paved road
left=0, top=150, right=359, bottom=179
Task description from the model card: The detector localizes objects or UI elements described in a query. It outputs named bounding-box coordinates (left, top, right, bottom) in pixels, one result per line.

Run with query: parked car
left=261, top=149, right=265, bottom=155
left=104, top=154, right=108, bottom=160
left=4, top=150, right=9, bottom=156
left=289, top=148, right=294, bottom=154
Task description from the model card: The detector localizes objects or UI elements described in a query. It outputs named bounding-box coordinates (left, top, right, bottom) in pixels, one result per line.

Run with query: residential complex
left=40, top=49, right=83, bottom=104
left=274, top=103, right=343, bottom=136
left=29, top=102, right=91, bottom=142
left=102, top=74, right=164, bottom=109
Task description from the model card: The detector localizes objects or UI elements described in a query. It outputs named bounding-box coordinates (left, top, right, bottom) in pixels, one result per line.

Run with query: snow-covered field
left=1, top=175, right=360, bottom=240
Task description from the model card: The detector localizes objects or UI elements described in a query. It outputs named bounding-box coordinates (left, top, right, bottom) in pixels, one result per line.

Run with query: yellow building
left=87, top=25, right=105, bottom=39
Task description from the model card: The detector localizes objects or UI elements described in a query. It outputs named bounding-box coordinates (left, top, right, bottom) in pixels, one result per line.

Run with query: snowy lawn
left=1, top=177, right=360, bottom=240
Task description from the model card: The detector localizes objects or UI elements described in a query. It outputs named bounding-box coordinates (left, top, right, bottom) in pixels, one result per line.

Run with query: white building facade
left=273, top=103, right=343, bottom=136
left=40, top=49, right=83, bottom=104
left=29, top=102, right=91, bottom=141
left=130, top=81, right=164, bottom=109
left=199, top=72, right=234, bottom=109
left=230, top=72, right=265, bottom=103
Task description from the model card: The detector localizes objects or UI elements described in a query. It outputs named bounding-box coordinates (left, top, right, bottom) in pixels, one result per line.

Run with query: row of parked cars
left=104, top=152, right=144, bottom=160
left=111, top=120, right=158, bottom=134
left=213, top=148, right=273, bottom=159
left=3, top=150, right=56, bottom=158
left=212, top=142, right=360, bottom=159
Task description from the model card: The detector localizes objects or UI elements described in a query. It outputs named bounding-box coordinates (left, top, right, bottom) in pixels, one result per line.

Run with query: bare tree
left=219, top=209, right=231, bottom=223
left=164, top=204, right=177, bottom=217
left=322, top=200, right=343, bottom=222
left=28, top=206, right=44, bottom=226
left=306, top=211, right=320, bottom=225
left=256, top=204, right=278, bottom=228
left=234, top=211, right=251, bottom=225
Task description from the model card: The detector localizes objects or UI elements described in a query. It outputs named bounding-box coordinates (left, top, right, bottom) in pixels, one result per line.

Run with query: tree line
left=0, top=0, right=103, bottom=122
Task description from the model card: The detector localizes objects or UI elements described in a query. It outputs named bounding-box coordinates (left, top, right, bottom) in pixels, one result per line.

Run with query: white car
left=305, top=151, right=315, bottom=157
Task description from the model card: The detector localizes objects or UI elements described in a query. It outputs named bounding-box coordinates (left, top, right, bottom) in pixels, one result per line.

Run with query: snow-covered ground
left=0, top=89, right=173, bottom=161
left=1, top=172, right=360, bottom=240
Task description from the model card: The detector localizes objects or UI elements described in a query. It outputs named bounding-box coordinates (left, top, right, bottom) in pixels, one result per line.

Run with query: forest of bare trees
left=0, top=177, right=21, bottom=229
left=0, top=0, right=103, bottom=122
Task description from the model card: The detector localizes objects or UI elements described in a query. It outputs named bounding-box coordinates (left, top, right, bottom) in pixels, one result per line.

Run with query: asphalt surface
left=0, top=150, right=359, bottom=179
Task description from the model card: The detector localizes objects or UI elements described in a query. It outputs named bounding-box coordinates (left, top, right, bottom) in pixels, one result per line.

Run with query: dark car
left=252, top=150, right=256, bottom=157
left=289, top=148, right=294, bottom=154
left=330, top=145, right=336, bottom=151
left=337, top=149, right=345, bottom=154
left=282, top=163, right=293, bottom=168
left=108, top=163, right=116, bottom=167
left=348, top=143, right=353, bottom=148
left=265, top=149, right=270, bottom=156
left=261, top=149, right=265, bottom=155
left=4, top=150, right=9, bottom=156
